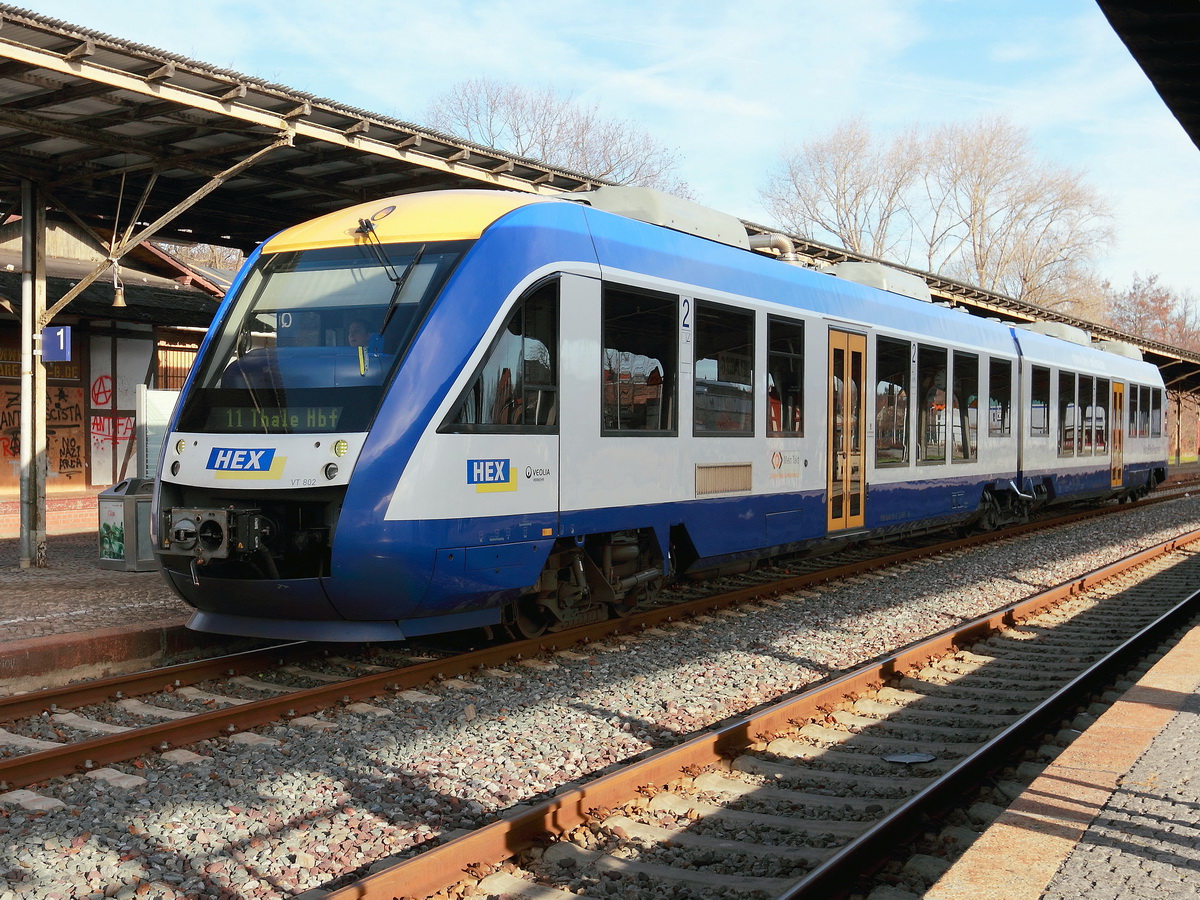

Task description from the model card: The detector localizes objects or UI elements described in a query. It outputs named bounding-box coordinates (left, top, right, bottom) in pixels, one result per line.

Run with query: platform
left=0, top=532, right=202, bottom=692
left=927, top=623, right=1200, bottom=898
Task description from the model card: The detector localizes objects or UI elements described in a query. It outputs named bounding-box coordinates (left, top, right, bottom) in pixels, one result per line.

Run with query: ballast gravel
left=2, top=498, right=1200, bottom=899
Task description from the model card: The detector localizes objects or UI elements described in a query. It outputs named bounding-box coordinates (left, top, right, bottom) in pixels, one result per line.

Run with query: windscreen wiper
left=356, top=218, right=426, bottom=334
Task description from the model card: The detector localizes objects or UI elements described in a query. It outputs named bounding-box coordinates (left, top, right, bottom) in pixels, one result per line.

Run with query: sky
left=17, top=0, right=1200, bottom=298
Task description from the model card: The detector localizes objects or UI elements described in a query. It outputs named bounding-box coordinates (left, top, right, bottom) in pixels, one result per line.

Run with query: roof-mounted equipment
left=824, top=261, right=933, bottom=303
left=571, top=185, right=751, bottom=250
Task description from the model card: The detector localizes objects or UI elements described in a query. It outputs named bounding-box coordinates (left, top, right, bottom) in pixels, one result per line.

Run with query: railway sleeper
left=0, top=728, right=61, bottom=751
left=760, top=740, right=955, bottom=774
left=603, top=814, right=830, bottom=864
left=894, top=677, right=1046, bottom=706
left=116, top=698, right=193, bottom=721
left=999, top=624, right=1135, bottom=644
left=692, top=771, right=900, bottom=814
left=1022, top=615, right=1156, bottom=633
left=966, top=640, right=1103, bottom=661
left=734, top=754, right=935, bottom=794
left=934, top=659, right=1087, bottom=681
left=648, top=791, right=865, bottom=839
left=910, top=664, right=1069, bottom=688
left=477, top=871, right=592, bottom=900
left=952, top=649, right=1001, bottom=663
left=875, top=685, right=1032, bottom=713
left=831, top=709, right=1001, bottom=740
left=49, top=712, right=132, bottom=735
left=783, top=729, right=971, bottom=762
left=174, top=686, right=251, bottom=706
left=850, top=698, right=1020, bottom=726
left=541, top=841, right=798, bottom=893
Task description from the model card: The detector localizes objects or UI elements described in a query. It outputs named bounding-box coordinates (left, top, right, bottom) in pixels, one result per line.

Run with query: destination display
left=206, top=405, right=344, bottom=433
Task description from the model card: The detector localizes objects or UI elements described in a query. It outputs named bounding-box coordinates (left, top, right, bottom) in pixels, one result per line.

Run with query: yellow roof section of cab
left=261, top=190, right=554, bottom=254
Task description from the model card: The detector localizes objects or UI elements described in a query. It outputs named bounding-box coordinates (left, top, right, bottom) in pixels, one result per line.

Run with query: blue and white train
left=152, top=188, right=1168, bottom=641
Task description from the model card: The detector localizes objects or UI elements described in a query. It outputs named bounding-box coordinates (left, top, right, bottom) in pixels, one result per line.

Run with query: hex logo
left=467, top=458, right=517, bottom=493
left=207, top=448, right=276, bottom=471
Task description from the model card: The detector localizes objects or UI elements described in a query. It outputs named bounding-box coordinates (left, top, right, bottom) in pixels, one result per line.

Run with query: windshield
left=177, top=239, right=469, bottom=434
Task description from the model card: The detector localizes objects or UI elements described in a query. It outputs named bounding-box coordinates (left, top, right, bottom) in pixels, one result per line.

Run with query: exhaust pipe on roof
left=749, top=232, right=800, bottom=263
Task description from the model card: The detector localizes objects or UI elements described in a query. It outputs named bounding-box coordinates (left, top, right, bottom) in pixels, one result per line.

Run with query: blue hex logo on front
left=207, top=447, right=277, bottom=471
left=467, top=458, right=517, bottom=492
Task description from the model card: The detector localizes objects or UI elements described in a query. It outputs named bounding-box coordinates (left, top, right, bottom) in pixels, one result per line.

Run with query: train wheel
left=609, top=593, right=638, bottom=618
left=509, top=595, right=552, bottom=640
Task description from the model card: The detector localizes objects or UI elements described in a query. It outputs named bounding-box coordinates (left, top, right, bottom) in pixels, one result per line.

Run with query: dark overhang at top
left=1097, top=1, right=1200, bottom=153
left=0, top=5, right=600, bottom=251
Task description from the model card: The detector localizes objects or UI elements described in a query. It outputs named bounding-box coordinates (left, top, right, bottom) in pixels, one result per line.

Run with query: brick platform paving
left=0, top=532, right=190, bottom=643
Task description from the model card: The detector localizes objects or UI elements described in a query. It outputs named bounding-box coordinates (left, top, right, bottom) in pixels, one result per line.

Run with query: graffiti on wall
left=0, top=387, right=17, bottom=462
left=90, top=414, right=135, bottom=448
left=0, top=384, right=86, bottom=488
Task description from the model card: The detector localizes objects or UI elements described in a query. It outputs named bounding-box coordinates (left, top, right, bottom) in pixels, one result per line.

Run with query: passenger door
left=828, top=329, right=867, bottom=531
left=1110, top=381, right=1125, bottom=487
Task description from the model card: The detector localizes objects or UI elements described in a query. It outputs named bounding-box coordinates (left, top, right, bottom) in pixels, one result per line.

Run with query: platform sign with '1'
left=41, top=326, right=71, bottom=362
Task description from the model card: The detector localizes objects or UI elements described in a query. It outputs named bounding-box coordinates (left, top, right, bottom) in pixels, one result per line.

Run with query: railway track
left=313, top=530, right=1200, bottom=900
left=0, top=491, right=1193, bottom=795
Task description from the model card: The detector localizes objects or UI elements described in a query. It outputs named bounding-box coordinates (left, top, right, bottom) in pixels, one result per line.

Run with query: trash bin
left=97, top=478, right=157, bottom=572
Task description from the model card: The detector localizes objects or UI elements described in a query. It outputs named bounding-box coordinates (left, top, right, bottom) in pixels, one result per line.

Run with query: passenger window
left=917, top=344, right=947, bottom=463
left=875, top=337, right=910, bottom=466
left=952, top=352, right=978, bottom=461
left=694, top=301, right=754, bottom=435
left=1030, top=366, right=1051, bottom=436
left=1095, top=378, right=1110, bottom=453
left=602, top=285, right=678, bottom=434
left=767, top=316, right=804, bottom=437
left=447, top=279, right=558, bottom=431
left=988, top=359, right=1012, bottom=436
left=1151, top=388, right=1163, bottom=438
left=1140, top=385, right=1152, bottom=438
left=1058, top=371, right=1077, bottom=457
left=1078, top=376, right=1095, bottom=455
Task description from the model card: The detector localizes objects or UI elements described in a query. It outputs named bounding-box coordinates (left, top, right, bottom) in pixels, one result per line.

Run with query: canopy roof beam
left=39, top=135, right=290, bottom=325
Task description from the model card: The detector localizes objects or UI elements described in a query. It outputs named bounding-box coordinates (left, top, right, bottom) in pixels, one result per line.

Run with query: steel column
left=18, top=178, right=47, bottom=568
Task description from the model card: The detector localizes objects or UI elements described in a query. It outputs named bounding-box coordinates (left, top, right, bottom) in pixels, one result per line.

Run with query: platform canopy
left=0, top=6, right=603, bottom=254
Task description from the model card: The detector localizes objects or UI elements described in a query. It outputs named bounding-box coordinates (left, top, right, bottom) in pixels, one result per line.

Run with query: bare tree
left=1105, top=273, right=1200, bottom=351
left=762, top=118, right=922, bottom=260
left=424, top=78, right=691, bottom=197
left=761, top=116, right=1113, bottom=312
left=153, top=240, right=244, bottom=271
